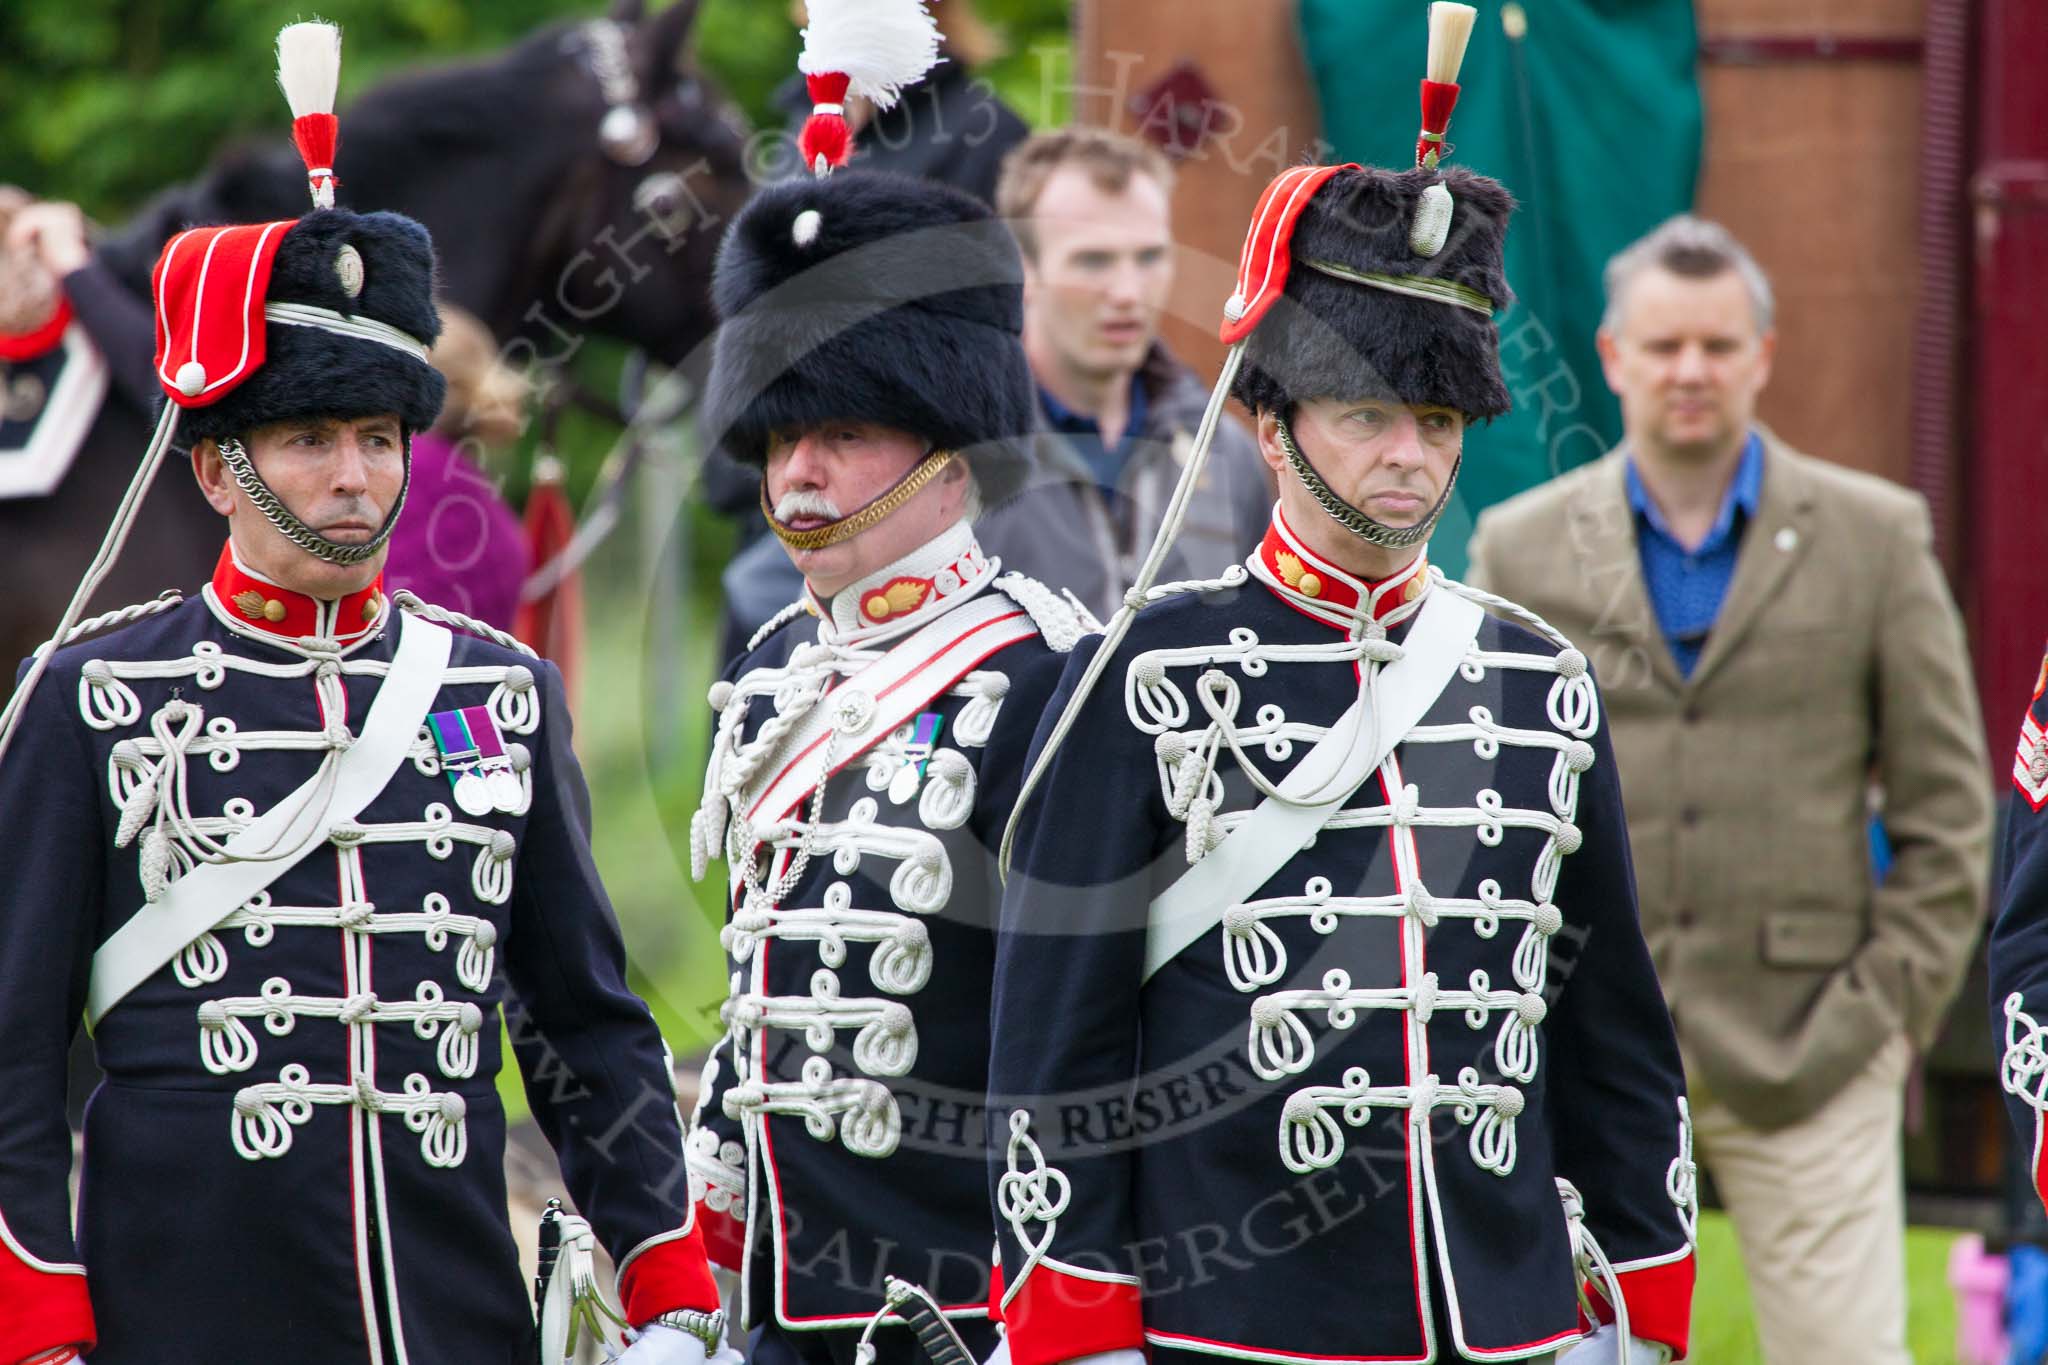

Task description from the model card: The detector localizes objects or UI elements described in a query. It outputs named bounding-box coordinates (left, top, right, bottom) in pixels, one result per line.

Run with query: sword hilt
left=884, top=1277, right=976, bottom=1365
left=534, top=1198, right=566, bottom=1363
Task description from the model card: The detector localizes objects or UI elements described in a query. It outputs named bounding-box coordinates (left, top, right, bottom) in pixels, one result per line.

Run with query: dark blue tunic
left=687, top=567, right=1076, bottom=1349
left=989, top=534, right=1696, bottom=1365
left=0, top=582, right=709, bottom=1364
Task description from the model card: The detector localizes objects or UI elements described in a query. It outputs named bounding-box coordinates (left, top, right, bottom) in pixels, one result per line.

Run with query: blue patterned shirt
left=1624, top=433, right=1765, bottom=678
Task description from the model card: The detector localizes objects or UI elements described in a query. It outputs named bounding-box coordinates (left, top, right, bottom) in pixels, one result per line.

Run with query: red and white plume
left=277, top=21, right=342, bottom=209
left=1416, top=2, right=1475, bottom=169
left=795, top=0, right=943, bottom=177
left=1411, top=2, right=1475, bottom=257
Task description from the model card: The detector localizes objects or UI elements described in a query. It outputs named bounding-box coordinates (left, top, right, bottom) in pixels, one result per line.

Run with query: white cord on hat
left=264, top=301, right=432, bottom=363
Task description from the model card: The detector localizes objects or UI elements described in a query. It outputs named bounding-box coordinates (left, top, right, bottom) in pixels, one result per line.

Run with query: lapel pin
left=1774, top=527, right=1798, bottom=553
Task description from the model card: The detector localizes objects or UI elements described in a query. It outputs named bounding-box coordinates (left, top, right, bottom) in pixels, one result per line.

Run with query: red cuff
left=0, top=1254, right=94, bottom=1365
left=2031, top=1110, right=2048, bottom=1215
left=694, top=1196, right=747, bottom=1274
left=618, top=1223, right=720, bottom=1326
left=1583, top=1253, right=1695, bottom=1360
left=1001, top=1262, right=1143, bottom=1365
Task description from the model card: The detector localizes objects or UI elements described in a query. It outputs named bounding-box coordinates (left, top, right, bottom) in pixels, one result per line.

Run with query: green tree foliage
left=0, top=0, right=1070, bottom=225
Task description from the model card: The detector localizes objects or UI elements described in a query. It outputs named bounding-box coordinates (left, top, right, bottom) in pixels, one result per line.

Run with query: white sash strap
left=1141, top=590, right=1484, bottom=981
left=86, top=613, right=454, bottom=1027
left=740, top=593, right=1037, bottom=831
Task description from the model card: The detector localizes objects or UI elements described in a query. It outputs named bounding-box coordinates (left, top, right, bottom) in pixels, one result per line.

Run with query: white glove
left=613, top=1325, right=747, bottom=1365
left=1063, top=1351, right=1147, bottom=1365
left=1559, top=1323, right=1673, bottom=1365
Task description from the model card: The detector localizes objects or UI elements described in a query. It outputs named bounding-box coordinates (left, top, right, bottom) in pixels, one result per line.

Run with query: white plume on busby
left=276, top=21, right=343, bottom=209
left=795, top=0, right=943, bottom=175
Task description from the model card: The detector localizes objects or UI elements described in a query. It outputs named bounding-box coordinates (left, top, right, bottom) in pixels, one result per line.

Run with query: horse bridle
left=581, top=19, right=659, bottom=167
left=534, top=21, right=722, bottom=299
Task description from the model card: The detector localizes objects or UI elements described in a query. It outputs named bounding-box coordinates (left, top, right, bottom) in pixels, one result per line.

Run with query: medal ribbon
left=462, top=705, right=506, bottom=765
left=430, top=709, right=480, bottom=774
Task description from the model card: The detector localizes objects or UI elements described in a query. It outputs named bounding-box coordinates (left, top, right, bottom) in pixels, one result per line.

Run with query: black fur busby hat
left=168, top=207, right=447, bottom=447
left=704, top=170, right=1035, bottom=505
left=1232, top=164, right=1514, bottom=421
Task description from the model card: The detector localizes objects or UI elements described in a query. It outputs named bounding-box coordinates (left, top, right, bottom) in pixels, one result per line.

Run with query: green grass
left=1691, top=1210, right=1961, bottom=1363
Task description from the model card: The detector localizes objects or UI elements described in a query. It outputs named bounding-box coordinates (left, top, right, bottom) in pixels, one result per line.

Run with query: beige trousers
left=1689, top=1031, right=1912, bottom=1364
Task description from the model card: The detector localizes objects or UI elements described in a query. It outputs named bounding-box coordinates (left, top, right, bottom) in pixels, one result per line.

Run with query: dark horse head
left=100, top=0, right=754, bottom=373
left=1, top=2, right=757, bottom=702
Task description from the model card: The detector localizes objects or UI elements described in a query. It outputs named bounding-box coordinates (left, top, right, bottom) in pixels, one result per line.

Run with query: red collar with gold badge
left=207, top=542, right=389, bottom=643
left=1252, top=509, right=1431, bottom=629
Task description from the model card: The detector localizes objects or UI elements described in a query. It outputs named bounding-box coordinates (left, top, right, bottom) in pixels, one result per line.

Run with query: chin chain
left=216, top=434, right=412, bottom=567
left=1274, top=413, right=1459, bottom=551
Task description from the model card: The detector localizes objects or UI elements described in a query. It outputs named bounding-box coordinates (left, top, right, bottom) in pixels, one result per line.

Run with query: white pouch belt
left=86, top=613, right=453, bottom=1026
left=1142, top=590, right=1482, bottom=981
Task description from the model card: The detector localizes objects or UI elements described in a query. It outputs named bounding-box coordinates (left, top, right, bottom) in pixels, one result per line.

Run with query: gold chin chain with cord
left=760, top=449, right=957, bottom=551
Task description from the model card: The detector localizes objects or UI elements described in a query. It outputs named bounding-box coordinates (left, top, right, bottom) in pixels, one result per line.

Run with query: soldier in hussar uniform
left=987, top=10, right=1697, bottom=1365
left=1991, top=648, right=2048, bottom=1225
left=680, top=10, right=1092, bottom=1360
left=0, top=26, right=723, bottom=1365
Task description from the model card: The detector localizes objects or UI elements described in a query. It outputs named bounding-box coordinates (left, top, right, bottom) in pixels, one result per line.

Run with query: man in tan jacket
left=1469, top=215, right=1992, bottom=1362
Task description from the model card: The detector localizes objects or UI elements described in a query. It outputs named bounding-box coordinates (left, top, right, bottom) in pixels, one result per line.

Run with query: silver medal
left=453, top=770, right=493, bottom=817
left=887, top=760, right=923, bottom=805
left=487, top=767, right=523, bottom=812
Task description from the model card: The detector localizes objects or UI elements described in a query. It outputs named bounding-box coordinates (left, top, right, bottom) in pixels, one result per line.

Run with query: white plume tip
left=277, top=21, right=342, bottom=119
left=797, top=0, right=943, bottom=111
left=1426, top=3, right=1478, bottom=86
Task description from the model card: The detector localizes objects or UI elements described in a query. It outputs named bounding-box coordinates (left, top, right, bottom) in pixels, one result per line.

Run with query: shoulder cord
left=393, top=590, right=538, bottom=658
left=1435, top=576, right=1575, bottom=652
left=747, top=598, right=813, bottom=655
left=32, top=592, right=183, bottom=659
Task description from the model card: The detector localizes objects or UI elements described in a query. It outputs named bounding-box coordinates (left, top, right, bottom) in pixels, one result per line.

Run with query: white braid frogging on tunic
left=693, top=566, right=1085, bottom=1175
left=1124, top=575, right=1601, bottom=1178
left=995, top=1109, right=1138, bottom=1311
left=2003, top=994, right=2048, bottom=1114
left=75, top=613, right=539, bottom=1166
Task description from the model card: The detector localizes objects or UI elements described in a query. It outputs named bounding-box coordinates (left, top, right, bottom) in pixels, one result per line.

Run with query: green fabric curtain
left=1297, top=0, right=1702, bottom=575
